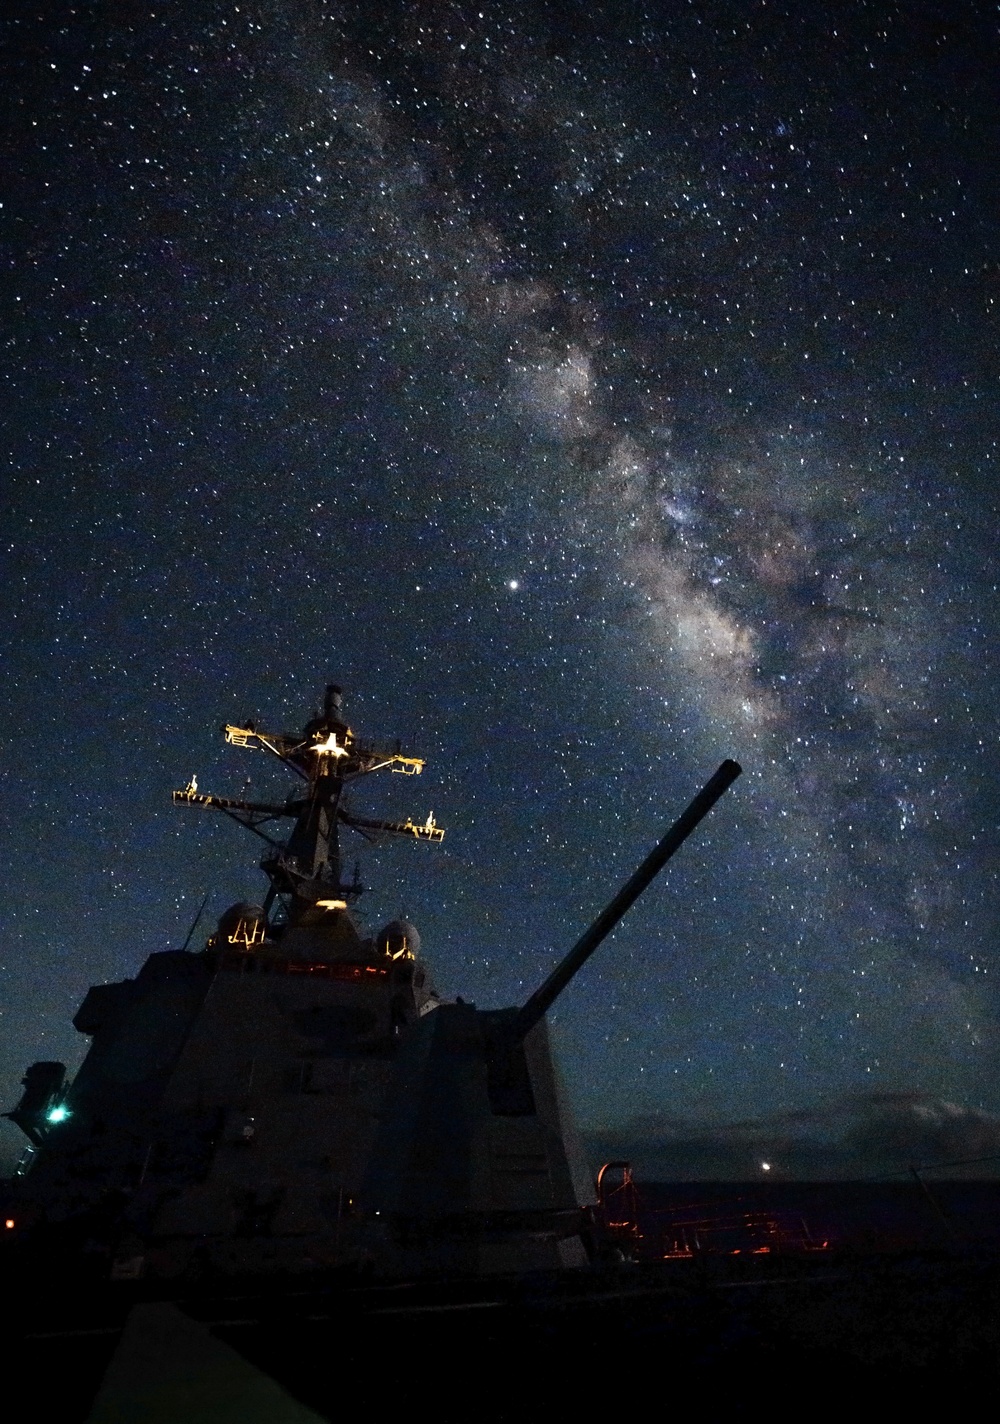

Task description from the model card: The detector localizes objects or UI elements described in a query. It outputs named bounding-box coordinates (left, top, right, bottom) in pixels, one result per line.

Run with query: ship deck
left=12, top=1247, right=1000, bottom=1418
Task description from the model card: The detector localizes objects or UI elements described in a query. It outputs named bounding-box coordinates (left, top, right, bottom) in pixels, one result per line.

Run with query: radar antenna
left=172, top=684, right=443, bottom=924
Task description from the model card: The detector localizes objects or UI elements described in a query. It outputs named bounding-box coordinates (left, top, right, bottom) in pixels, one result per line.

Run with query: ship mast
left=172, top=684, right=443, bottom=925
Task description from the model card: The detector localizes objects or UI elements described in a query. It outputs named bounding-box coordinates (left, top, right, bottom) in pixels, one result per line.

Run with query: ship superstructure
left=8, top=686, right=452, bottom=1276
left=8, top=683, right=740, bottom=1280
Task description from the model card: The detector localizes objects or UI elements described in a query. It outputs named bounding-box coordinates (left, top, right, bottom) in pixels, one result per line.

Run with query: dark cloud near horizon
left=588, top=1091, right=1000, bottom=1180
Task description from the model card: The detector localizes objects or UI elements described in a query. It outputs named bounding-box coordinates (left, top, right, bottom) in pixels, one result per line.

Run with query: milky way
left=2, top=2, right=998, bottom=1173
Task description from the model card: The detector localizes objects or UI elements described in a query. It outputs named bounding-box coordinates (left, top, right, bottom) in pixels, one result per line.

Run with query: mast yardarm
left=172, top=684, right=443, bottom=925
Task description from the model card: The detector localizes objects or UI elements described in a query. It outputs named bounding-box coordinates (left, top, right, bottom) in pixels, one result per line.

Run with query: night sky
left=3, top=1, right=999, bottom=1177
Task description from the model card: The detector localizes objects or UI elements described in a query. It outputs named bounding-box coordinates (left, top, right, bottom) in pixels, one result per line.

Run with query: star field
left=2, top=1, right=998, bottom=1174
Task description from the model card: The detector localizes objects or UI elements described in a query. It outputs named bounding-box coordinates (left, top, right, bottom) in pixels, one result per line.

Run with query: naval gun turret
left=6, top=684, right=740, bottom=1281
left=363, top=760, right=741, bottom=1274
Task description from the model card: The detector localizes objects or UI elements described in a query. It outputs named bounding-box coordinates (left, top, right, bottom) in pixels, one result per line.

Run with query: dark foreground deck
left=11, top=1244, right=1000, bottom=1420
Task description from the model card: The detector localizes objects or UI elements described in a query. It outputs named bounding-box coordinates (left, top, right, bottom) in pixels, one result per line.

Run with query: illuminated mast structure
left=6, top=684, right=450, bottom=1279
left=173, top=683, right=443, bottom=947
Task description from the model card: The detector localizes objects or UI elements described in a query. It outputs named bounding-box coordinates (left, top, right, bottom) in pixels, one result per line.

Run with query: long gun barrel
left=510, top=759, right=742, bottom=1043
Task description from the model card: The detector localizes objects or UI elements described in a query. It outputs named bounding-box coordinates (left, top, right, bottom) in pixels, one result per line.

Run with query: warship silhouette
left=7, top=684, right=740, bottom=1283
left=9, top=693, right=998, bottom=1414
